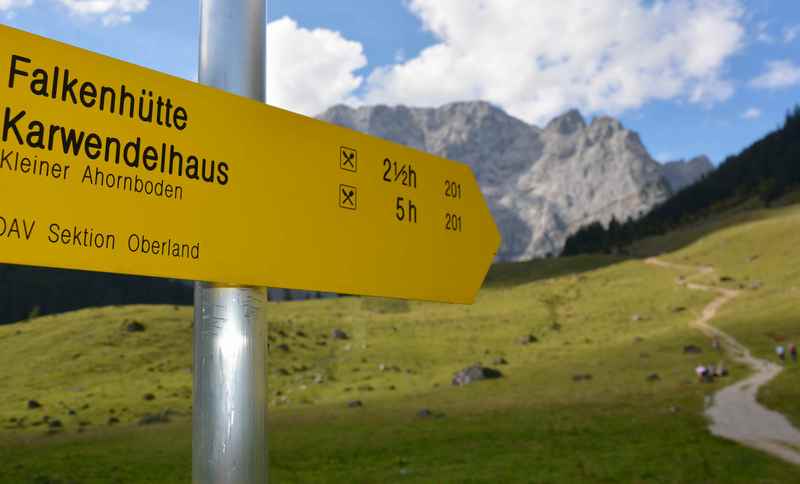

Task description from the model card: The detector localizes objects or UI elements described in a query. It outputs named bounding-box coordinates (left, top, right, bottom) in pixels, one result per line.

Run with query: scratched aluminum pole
left=194, top=1, right=268, bottom=483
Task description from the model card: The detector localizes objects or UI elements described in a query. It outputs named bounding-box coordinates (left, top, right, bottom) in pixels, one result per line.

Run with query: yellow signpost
left=0, top=25, right=500, bottom=303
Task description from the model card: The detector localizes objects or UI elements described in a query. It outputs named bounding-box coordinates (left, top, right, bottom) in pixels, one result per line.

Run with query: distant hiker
left=716, top=361, right=728, bottom=377
left=696, top=365, right=707, bottom=383
left=790, top=343, right=797, bottom=363
left=704, top=364, right=715, bottom=383
left=712, top=337, right=721, bottom=352
left=776, top=345, right=786, bottom=361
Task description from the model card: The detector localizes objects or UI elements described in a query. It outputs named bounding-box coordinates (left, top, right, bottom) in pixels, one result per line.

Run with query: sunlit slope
left=0, top=259, right=711, bottom=429
left=0, top=203, right=798, bottom=482
left=639, top=202, right=800, bottom=426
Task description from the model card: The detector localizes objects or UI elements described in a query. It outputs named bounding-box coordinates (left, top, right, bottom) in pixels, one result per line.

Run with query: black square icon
left=339, top=184, right=357, bottom=210
left=340, top=146, right=357, bottom=172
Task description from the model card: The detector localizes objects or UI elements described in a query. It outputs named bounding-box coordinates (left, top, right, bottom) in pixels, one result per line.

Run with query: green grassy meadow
left=634, top=201, right=800, bottom=429
left=0, top=203, right=798, bottom=483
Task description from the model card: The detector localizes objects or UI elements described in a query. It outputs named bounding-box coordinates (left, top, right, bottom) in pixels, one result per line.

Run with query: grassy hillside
left=633, top=202, right=800, bottom=428
left=0, top=203, right=799, bottom=483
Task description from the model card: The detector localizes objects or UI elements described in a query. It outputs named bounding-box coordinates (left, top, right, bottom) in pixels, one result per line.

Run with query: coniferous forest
left=0, top=265, right=192, bottom=325
left=563, top=106, right=800, bottom=256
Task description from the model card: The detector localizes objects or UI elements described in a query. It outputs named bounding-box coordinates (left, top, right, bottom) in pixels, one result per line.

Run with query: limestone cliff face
left=320, top=102, right=706, bottom=261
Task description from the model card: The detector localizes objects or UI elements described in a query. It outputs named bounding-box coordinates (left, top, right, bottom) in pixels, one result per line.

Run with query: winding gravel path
left=646, top=257, right=800, bottom=466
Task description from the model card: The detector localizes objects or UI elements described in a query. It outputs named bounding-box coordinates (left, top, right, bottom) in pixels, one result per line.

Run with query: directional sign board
left=0, top=25, right=500, bottom=304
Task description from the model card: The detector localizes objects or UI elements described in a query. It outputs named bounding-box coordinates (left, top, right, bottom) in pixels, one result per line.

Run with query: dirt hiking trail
left=646, top=258, right=800, bottom=466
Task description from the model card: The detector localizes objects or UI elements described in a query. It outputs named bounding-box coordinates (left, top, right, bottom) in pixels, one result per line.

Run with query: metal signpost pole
left=194, top=1, right=268, bottom=483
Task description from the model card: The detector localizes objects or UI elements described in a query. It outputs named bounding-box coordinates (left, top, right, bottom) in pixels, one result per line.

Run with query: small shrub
left=27, top=305, right=41, bottom=321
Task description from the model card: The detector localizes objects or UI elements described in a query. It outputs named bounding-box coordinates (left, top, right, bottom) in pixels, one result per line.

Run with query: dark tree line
left=0, top=264, right=192, bottom=325
left=563, top=105, right=800, bottom=256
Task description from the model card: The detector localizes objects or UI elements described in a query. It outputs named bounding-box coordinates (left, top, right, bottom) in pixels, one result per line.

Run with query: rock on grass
left=138, top=410, right=172, bottom=425
left=452, top=365, right=503, bottom=386
left=125, top=321, right=146, bottom=332
left=331, top=329, right=349, bottom=340
left=417, top=409, right=445, bottom=419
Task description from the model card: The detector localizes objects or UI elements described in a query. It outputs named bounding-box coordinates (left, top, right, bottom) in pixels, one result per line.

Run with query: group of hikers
left=695, top=361, right=727, bottom=383
left=694, top=337, right=727, bottom=383
left=775, top=343, right=798, bottom=363
left=694, top=339, right=796, bottom=383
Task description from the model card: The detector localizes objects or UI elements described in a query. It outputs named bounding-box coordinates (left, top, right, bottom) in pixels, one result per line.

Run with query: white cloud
left=689, top=77, right=735, bottom=106
left=755, top=21, right=774, bottom=43
left=784, top=24, right=800, bottom=43
left=0, top=0, right=32, bottom=10
left=56, top=0, right=148, bottom=26
left=266, top=16, right=366, bottom=115
left=0, top=0, right=146, bottom=24
left=751, top=60, right=800, bottom=89
left=100, top=13, right=131, bottom=26
left=358, top=0, right=745, bottom=125
left=741, top=107, right=761, bottom=119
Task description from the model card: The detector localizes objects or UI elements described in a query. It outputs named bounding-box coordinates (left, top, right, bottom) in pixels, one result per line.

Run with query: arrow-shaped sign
left=0, top=25, right=500, bottom=303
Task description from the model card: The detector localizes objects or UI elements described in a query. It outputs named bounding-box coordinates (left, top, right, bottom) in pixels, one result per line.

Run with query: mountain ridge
left=320, top=101, right=711, bottom=260
left=661, top=155, right=714, bottom=192
left=563, top=106, right=800, bottom=256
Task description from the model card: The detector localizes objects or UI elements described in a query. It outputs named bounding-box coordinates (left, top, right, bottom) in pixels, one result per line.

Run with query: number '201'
left=444, top=180, right=462, bottom=199
left=445, top=213, right=462, bottom=232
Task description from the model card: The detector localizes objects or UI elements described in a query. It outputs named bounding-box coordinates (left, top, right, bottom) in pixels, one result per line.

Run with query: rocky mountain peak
left=318, top=102, right=710, bottom=260
left=588, top=116, right=623, bottom=139
left=661, top=155, right=714, bottom=192
left=687, top=155, right=713, bottom=168
left=545, top=109, right=586, bottom=135
left=438, top=100, right=497, bottom=116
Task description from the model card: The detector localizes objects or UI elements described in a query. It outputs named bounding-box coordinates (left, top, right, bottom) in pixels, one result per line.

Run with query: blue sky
left=2, top=1, right=799, bottom=164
